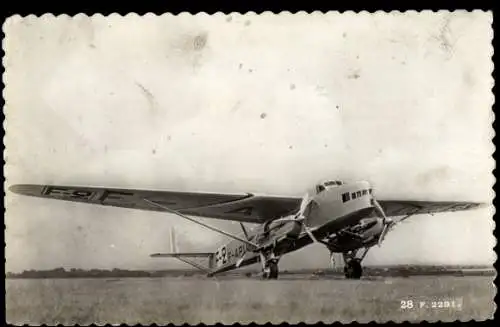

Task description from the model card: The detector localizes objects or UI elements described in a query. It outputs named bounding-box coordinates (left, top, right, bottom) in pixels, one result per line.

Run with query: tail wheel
left=344, top=259, right=363, bottom=279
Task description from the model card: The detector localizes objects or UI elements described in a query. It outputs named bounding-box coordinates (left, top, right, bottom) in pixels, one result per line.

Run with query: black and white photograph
left=4, top=11, right=495, bottom=324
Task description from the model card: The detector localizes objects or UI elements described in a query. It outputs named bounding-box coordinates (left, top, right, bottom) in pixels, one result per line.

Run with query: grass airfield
left=6, top=274, right=496, bottom=325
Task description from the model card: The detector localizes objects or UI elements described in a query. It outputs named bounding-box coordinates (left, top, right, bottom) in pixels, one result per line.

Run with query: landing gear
left=344, top=259, right=363, bottom=279
left=329, top=252, right=337, bottom=269
left=342, top=248, right=369, bottom=279
left=260, top=253, right=279, bottom=279
left=263, top=260, right=279, bottom=279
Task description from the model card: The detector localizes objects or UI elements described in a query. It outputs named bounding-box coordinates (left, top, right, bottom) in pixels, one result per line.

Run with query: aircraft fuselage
left=212, top=180, right=384, bottom=270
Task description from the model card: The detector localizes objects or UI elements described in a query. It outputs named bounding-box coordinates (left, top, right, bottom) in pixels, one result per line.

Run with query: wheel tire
left=268, top=261, right=279, bottom=279
left=344, top=259, right=362, bottom=279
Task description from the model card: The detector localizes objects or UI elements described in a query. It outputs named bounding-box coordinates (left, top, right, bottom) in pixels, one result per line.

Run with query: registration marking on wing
left=42, top=186, right=97, bottom=200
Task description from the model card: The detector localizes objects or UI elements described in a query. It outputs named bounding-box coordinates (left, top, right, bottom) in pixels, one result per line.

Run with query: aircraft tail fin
left=170, top=226, right=178, bottom=253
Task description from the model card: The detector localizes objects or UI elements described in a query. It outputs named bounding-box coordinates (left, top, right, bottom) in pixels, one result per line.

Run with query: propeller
left=294, top=192, right=321, bottom=244
left=272, top=192, right=310, bottom=224
left=297, top=192, right=311, bottom=218
left=372, top=199, right=394, bottom=247
left=235, top=256, right=245, bottom=268
left=270, top=192, right=320, bottom=244
left=302, top=223, right=320, bottom=244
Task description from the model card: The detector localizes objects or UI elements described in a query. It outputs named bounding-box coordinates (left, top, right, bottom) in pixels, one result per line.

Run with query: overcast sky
left=4, top=11, right=494, bottom=272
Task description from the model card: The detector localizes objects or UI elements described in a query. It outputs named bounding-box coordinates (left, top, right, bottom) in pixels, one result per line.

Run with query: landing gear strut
left=342, top=248, right=369, bottom=279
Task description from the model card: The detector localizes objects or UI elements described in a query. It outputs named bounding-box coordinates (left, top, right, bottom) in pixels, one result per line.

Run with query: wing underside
left=150, top=253, right=214, bottom=258
left=378, top=200, right=487, bottom=218
left=9, top=184, right=301, bottom=224
left=9, top=184, right=487, bottom=225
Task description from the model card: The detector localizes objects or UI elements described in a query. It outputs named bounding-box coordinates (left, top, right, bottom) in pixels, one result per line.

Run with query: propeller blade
left=299, top=192, right=310, bottom=214
left=272, top=192, right=311, bottom=225
left=377, top=218, right=394, bottom=247
left=294, top=192, right=322, bottom=243
left=372, top=199, right=387, bottom=222
left=377, top=224, right=389, bottom=247
left=235, top=256, right=245, bottom=268
left=372, top=198, right=394, bottom=247
left=304, top=225, right=320, bottom=244
left=272, top=216, right=305, bottom=224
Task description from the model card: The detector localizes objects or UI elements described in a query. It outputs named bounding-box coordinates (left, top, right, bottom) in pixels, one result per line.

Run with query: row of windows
left=324, top=180, right=343, bottom=186
left=341, top=189, right=372, bottom=203
left=316, top=181, right=344, bottom=194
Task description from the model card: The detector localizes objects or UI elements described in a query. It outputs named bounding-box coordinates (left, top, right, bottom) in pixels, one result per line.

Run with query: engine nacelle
left=326, top=217, right=385, bottom=252
left=257, top=218, right=302, bottom=243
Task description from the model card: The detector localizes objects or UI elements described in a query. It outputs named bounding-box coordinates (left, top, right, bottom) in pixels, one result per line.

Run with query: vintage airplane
left=9, top=180, right=487, bottom=279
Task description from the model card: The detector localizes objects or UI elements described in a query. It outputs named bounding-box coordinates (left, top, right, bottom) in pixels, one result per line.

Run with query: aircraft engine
left=260, top=219, right=302, bottom=241
left=326, top=217, right=385, bottom=252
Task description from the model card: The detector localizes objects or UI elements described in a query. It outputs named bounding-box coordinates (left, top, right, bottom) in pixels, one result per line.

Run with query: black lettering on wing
left=43, top=186, right=71, bottom=197
left=71, top=190, right=94, bottom=200
left=43, top=187, right=94, bottom=200
left=101, top=191, right=136, bottom=207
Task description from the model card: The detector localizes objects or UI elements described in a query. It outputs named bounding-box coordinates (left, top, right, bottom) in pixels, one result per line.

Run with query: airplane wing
left=377, top=200, right=488, bottom=221
left=8, top=184, right=301, bottom=224
left=150, top=252, right=214, bottom=258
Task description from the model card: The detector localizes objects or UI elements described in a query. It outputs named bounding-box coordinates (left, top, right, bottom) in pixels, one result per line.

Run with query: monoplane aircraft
left=9, top=180, right=486, bottom=279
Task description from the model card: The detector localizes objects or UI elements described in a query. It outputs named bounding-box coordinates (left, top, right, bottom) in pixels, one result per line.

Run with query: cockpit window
left=324, top=180, right=343, bottom=187
left=316, top=184, right=326, bottom=193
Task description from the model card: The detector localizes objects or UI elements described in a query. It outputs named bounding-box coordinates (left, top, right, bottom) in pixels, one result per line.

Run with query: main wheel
left=262, top=261, right=279, bottom=279
left=268, top=261, right=279, bottom=279
left=344, top=259, right=362, bottom=279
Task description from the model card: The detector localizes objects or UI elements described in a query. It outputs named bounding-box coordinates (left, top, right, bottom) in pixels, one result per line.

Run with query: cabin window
left=342, top=192, right=350, bottom=203
left=316, top=184, right=326, bottom=194
left=356, top=191, right=361, bottom=197
left=369, top=189, right=372, bottom=194
left=352, top=192, right=356, bottom=199
left=362, top=190, right=367, bottom=195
